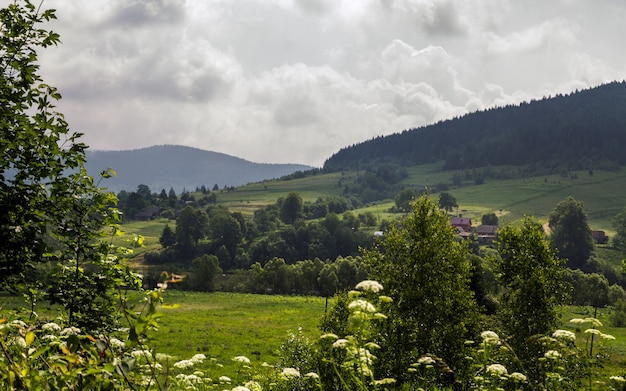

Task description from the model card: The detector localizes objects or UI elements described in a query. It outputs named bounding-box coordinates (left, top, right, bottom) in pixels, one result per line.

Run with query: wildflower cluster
left=316, top=280, right=394, bottom=390
left=462, top=330, right=527, bottom=391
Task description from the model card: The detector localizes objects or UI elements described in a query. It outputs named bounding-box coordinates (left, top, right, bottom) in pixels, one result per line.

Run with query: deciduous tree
left=438, top=191, right=458, bottom=212
left=0, top=0, right=140, bottom=332
left=0, top=0, right=88, bottom=286
left=364, top=195, right=479, bottom=386
left=612, top=206, right=626, bottom=250
left=175, top=206, right=209, bottom=251
left=494, top=217, right=567, bottom=384
left=280, top=191, right=303, bottom=224
left=548, top=196, right=594, bottom=269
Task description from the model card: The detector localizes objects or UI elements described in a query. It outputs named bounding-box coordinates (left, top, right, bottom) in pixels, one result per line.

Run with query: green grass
left=450, top=169, right=626, bottom=229
left=150, top=295, right=626, bottom=382
left=150, top=291, right=327, bottom=379
left=560, top=305, right=626, bottom=376
left=199, top=164, right=626, bottom=232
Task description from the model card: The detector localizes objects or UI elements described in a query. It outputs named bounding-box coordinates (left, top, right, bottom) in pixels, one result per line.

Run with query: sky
left=37, top=0, right=626, bottom=167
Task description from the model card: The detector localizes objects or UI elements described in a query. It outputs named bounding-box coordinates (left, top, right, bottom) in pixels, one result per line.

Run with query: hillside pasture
left=205, top=165, right=626, bottom=232
left=450, top=169, right=626, bottom=230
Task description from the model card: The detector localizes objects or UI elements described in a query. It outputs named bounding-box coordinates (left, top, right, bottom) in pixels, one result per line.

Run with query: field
left=134, top=291, right=327, bottom=380
left=149, top=294, right=626, bottom=381
left=3, top=289, right=626, bottom=382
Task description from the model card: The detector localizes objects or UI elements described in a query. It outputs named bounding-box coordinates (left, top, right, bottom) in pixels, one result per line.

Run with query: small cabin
left=591, top=230, right=609, bottom=244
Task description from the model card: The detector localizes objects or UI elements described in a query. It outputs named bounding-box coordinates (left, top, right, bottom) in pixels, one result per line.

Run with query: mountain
left=324, top=81, right=626, bottom=172
left=84, top=145, right=313, bottom=193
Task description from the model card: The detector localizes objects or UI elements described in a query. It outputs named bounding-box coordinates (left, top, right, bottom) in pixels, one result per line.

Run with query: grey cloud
left=104, top=0, right=186, bottom=28
left=35, top=0, right=626, bottom=166
left=421, top=0, right=468, bottom=36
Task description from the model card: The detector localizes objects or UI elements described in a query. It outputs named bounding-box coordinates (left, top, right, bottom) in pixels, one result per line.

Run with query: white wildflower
left=510, top=372, right=527, bottom=382
left=173, top=359, right=195, bottom=369
left=480, top=330, right=500, bottom=345
left=544, top=350, right=561, bottom=359
left=282, top=367, right=300, bottom=378
left=600, top=333, right=616, bottom=340
left=332, top=338, right=349, bottom=349
left=584, top=328, right=602, bottom=335
left=232, top=386, right=250, bottom=391
left=233, top=355, right=251, bottom=365
left=42, top=322, right=61, bottom=332
left=570, top=318, right=602, bottom=327
left=348, top=299, right=376, bottom=313
left=304, top=372, right=320, bottom=379
left=42, top=334, right=56, bottom=341
left=60, top=326, right=81, bottom=336
left=156, top=353, right=172, bottom=361
left=358, top=348, right=375, bottom=365
left=320, top=333, right=338, bottom=340
left=10, top=320, right=27, bottom=328
left=131, top=350, right=153, bottom=360
left=191, top=353, right=206, bottom=363
left=610, top=376, right=626, bottom=382
left=219, top=375, right=231, bottom=383
left=486, top=364, right=508, bottom=376
left=244, top=380, right=263, bottom=391
left=12, top=337, right=27, bottom=348
left=416, top=358, right=434, bottom=367
left=355, top=280, right=384, bottom=293
left=109, top=338, right=125, bottom=349
left=552, top=329, right=576, bottom=342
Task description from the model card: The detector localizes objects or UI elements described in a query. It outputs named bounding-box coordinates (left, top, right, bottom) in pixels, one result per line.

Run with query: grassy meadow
left=146, top=293, right=626, bottom=381
left=150, top=295, right=626, bottom=381
left=147, top=291, right=327, bottom=380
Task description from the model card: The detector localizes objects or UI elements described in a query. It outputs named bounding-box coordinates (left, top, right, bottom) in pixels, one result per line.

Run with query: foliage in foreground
left=2, top=279, right=624, bottom=390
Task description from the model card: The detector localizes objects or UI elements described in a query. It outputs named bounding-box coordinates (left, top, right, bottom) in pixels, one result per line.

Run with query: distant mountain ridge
left=324, top=81, right=626, bottom=172
left=85, top=145, right=313, bottom=193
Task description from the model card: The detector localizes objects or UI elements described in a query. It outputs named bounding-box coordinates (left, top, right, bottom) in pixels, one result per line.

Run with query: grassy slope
left=212, top=164, right=626, bottom=233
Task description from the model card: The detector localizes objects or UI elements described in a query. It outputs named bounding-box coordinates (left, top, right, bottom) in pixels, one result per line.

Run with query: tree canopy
left=548, top=196, right=594, bottom=269
left=364, top=195, right=479, bottom=385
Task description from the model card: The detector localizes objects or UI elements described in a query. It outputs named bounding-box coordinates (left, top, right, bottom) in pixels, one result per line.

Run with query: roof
left=450, top=217, right=472, bottom=226
left=476, top=225, right=498, bottom=235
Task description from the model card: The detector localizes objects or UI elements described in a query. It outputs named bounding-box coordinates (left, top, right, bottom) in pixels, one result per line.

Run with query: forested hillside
left=324, top=81, right=626, bottom=172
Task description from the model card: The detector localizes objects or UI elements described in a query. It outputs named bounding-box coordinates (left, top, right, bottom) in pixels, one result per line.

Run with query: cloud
left=103, top=0, right=186, bottom=28
left=484, top=18, right=578, bottom=55
left=34, top=0, right=626, bottom=166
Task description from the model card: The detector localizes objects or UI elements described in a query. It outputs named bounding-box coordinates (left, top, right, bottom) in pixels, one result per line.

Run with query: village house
left=591, top=230, right=609, bottom=244
left=476, top=224, right=499, bottom=243
left=450, top=216, right=472, bottom=232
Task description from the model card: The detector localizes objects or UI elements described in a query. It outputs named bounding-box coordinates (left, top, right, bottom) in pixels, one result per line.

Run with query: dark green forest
left=324, top=81, right=626, bottom=173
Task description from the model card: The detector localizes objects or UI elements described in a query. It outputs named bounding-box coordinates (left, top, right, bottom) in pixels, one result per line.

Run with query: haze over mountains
left=85, top=145, right=313, bottom=193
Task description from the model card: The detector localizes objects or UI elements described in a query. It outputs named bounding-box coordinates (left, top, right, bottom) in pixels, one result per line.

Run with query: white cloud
left=484, top=18, right=578, bottom=55
left=33, top=0, right=626, bottom=166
